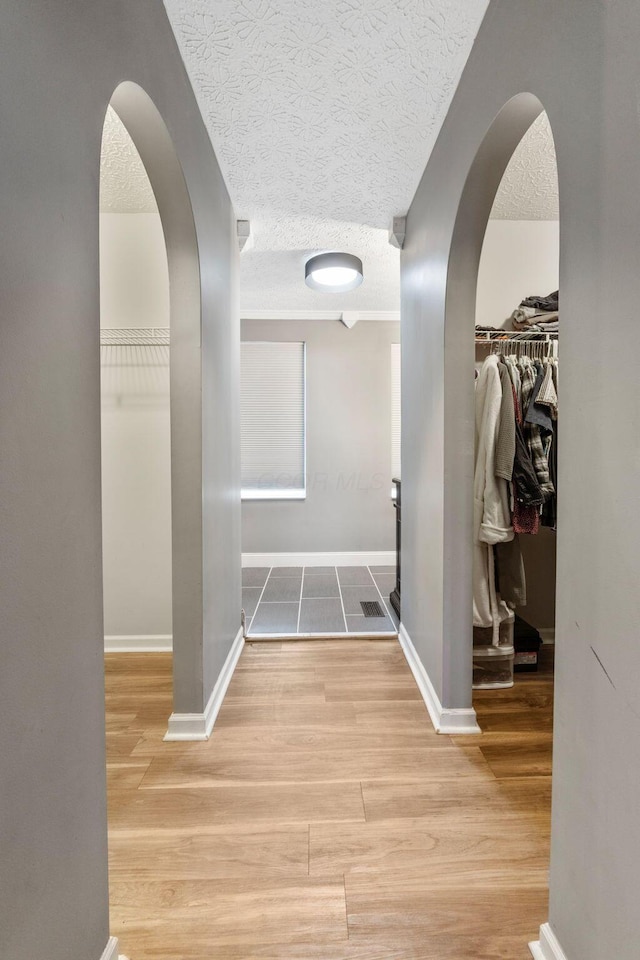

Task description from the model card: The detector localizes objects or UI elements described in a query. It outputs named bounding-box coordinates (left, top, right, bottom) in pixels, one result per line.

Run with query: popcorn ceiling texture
left=163, top=0, right=487, bottom=226
left=491, top=112, right=559, bottom=221
left=99, top=2, right=558, bottom=309
left=101, top=107, right=157, bottom=213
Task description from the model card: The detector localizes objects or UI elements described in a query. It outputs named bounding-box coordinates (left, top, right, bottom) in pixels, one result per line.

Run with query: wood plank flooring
left=106, top=641, right=553, bottom=960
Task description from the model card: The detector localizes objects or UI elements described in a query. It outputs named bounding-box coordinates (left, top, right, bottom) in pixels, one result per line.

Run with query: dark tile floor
left=242, top=565, right=399, bottom=637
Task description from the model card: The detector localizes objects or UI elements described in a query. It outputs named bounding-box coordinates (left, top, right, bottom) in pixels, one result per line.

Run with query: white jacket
left=473, top=355, right=514, bottom=641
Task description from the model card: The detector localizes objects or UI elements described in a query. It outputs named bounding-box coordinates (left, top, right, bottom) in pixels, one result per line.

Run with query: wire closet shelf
left=475, top=329, right=559, bottom=357
left=100, top=327, right=170, bottom=399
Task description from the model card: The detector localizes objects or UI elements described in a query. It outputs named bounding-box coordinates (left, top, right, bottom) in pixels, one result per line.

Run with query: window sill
left=242, top=489, right=306, bottom=501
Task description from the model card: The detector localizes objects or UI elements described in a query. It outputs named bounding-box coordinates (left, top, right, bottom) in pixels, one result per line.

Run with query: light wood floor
left=106, top=641, right=553, bottom=960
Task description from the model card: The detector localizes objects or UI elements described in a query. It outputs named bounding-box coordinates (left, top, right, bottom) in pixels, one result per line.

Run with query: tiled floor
left=243, top=565, right=399, bottom=637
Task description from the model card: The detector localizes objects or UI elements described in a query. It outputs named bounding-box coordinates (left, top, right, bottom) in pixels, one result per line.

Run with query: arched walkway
left=444, top=92, right=558, bottom=716
left=102, top=82, right=203, bottom=720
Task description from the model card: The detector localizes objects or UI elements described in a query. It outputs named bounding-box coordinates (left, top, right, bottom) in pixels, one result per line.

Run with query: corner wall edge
left=398, top=623, right=481, bottom=735
left=99, top=937, right=121, bottom=960
left=529, top=923, right=570, bottom=960
left=164, top=627, right=244, bottom=741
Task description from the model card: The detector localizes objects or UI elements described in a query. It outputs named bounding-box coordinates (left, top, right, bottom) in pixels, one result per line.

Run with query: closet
left=473, top=319, right=558, bottom=691
left=99, top=106, right=172, bottom=649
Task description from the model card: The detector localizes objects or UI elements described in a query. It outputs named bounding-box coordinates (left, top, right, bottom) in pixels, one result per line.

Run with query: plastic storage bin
left=472, top=645, right=515, bottom=689
left=473, top=617, right=514, bottom=649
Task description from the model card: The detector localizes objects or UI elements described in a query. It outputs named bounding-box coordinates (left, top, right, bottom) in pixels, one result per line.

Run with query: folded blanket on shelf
left=520, top=290, right=559, bottom=311
left=511, top=310, right=559, bottom=331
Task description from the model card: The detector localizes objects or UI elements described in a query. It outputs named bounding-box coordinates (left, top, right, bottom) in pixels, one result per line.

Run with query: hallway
left=106, top=642, right=552, bottom=959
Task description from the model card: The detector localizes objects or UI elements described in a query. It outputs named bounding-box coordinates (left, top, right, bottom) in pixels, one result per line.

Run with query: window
left=391, top=342, right=401, bottom=482
left=241, top=341, right=306, bottom=499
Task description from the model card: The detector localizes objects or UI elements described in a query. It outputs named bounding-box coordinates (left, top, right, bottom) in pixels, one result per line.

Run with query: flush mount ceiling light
left=305, top=252, right=363, bottom=293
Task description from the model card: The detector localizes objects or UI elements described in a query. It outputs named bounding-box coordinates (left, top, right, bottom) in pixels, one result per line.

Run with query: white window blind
left=241, top=341, right=306, bottom=499
left=391, top=343, right=401, bottom=481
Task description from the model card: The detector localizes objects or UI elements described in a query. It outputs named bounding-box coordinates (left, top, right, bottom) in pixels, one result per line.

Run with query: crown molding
left=389, top=216, right=407, bottom=249
left=237, top=220, right=252, bottom=251
left=240, top=310, right=400, bottom=323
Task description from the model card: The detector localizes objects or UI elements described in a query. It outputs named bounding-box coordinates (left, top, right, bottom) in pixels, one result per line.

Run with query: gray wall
left=241, top=319, right=399, bottom=554
left=0, top=3, right=239, bottom=958
left=402, top=0, right=640, bottom=957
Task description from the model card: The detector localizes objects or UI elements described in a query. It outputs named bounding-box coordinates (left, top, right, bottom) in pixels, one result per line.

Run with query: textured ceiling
left=164, top=0, right=488, bottom=225
left=99, top=2, right=559, bottom=310
left=162, top=0, right=488, bottom=310
left=101, top=107, right=157, bottom=213
left=491, top=112, right=559, bottom=221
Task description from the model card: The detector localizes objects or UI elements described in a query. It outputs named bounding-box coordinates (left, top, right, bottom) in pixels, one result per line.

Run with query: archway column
left=108, top=84, right=243, bottom=740
left=400, top=94, right=548, bottom=736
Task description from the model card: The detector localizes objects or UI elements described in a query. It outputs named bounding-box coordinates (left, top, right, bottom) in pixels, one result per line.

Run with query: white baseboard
left=398, top=624, right=481, bottom=735
left=247, top=631, right=397, bottom=641
left=539, top=628, right=555, bottom=645
left=242, top=550, right=395, bottom=568
left=104, top=634, right=172, bottom=653
left=529, top=923, right=569, bottom=960
left=164, top=627, right=244, bottom=741
left=99, top=938, right=120, bottom=960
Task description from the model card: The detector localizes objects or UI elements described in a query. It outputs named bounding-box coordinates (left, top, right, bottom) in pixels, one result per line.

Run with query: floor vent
left=361, top=600, right=384, bottom=618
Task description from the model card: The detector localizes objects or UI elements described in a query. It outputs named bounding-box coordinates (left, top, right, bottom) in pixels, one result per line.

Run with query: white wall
left=476, top=219, right=559, bottom=328
left=100, top=211, right=172, bottom=642
left=100, top=211, right=169, bottom=328
left=101, top=402, right=172, bottom=638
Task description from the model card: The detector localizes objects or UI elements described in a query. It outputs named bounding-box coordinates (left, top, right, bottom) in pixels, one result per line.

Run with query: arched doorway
left=444, top=94, right=560, bottom=958
left=472, top=108, right=559, bottom=708
left=99, top=82, right=202, bottom=724
left=100, top=105, right=173, bottom=656
left=442, top=93, right=557, bottom=714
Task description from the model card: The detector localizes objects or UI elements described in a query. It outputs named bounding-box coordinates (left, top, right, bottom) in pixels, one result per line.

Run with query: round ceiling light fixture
left=305, top=252, right=363, bottom=293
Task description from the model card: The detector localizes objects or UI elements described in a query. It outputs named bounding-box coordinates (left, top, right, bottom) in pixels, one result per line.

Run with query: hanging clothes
left=541, top=357, right=559, bottom=529
left=520, top=357, right=555, bottom=501
left=511, top=383, right=542, bottom=536
left=494, top=361, right=527, bottom=607
left=473, top=343, right=559, bottom=644
left=473, top=355, right=515, bottom=643
left=495, top=363, right=516, bottom=482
